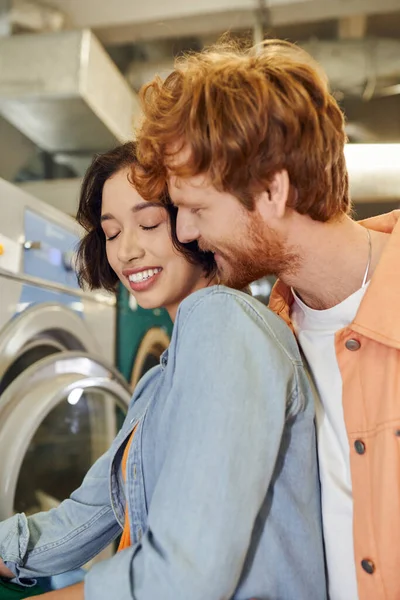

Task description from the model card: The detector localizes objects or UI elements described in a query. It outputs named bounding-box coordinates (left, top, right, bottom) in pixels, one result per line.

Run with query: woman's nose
left=117, top=232, right=145, bottom=264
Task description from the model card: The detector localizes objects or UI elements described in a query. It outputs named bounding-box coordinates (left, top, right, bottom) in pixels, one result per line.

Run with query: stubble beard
left=200, top=215, right=301, bottom=290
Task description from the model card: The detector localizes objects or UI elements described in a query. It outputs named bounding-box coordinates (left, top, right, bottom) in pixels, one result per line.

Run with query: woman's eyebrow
left=100, top=202, right=162, bottom=222
left=131, top=201, right=162, bottom=213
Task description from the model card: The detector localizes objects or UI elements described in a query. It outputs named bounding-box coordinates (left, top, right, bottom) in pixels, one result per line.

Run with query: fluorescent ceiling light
left=344, top=144, right=400, bottom=173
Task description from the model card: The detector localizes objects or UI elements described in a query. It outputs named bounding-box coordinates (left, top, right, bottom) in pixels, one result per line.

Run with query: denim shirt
left=0, top=286, right=327, bottom=600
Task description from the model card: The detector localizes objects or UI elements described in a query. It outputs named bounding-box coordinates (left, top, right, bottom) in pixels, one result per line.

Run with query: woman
left=0, top=143, right=326, bottom=600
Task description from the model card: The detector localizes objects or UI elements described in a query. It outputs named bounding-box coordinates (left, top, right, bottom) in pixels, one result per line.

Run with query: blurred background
left=1, top=0, right=400, bottom=301
left=0, top=1, right=399, bottom=584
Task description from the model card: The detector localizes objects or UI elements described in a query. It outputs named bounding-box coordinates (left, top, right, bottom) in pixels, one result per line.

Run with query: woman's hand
left=0, top=557, right=15, bottom=578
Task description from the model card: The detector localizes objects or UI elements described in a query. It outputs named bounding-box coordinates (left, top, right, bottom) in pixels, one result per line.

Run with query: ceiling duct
left=0, top=116, right=35, bottom=180
left=0, top=0, right=66, bottom=35
left=0, top=29, right=140, bottom=153
left=302, top=38, right=400, bottom=96
left=126, top=37, right=400, bottom=98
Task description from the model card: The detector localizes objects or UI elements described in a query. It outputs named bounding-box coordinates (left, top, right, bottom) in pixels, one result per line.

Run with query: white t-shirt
left=291, top=284, right=368, bottom=600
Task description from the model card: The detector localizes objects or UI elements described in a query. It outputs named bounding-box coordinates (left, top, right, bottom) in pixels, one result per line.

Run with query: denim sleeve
left=85, top=291, right=296, bottom=600
left=0, top=443, right=121, bottom=586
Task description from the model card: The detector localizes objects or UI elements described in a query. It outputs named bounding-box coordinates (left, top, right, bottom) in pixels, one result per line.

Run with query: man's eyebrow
left=100, top=202, right=162, bottom=222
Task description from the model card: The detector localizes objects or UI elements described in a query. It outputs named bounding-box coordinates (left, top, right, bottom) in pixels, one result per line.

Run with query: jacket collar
left=269, top=210, right=400, bottom=349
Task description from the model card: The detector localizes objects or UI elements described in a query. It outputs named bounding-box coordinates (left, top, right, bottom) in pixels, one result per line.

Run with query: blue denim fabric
left=0, top=286, right=327, bottom=599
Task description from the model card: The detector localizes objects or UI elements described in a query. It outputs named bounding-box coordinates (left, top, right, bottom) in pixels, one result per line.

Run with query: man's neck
left=281, top=215, right=390, bottom=311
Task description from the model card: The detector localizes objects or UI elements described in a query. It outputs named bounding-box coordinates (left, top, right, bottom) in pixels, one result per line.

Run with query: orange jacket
left=269, top=210, right=400, bottom=600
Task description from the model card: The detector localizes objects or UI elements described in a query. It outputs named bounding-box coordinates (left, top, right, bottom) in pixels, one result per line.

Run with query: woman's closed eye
left=106, top=232, right=120, bottom=241
left=140, top=223, right=161, bottom=231
left=104, top=222, right=161, bottom=239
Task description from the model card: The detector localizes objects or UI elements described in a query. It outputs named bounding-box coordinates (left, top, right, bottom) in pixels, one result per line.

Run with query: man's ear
left=255, top=170, right=291, bottom=222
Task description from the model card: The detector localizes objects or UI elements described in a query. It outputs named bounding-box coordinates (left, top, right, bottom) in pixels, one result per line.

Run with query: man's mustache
left=198, top=239, right=219, bottom=254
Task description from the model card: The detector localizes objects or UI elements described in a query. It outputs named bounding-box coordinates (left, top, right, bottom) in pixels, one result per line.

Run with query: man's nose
left=176, top=209, right=200, bottom=244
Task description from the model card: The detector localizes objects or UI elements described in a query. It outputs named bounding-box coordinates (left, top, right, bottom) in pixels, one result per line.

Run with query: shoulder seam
left=177, top=288, right=302, bottom=368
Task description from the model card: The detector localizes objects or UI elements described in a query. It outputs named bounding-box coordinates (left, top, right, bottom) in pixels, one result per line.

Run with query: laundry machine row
left=0, top=177, right=133, bottom=523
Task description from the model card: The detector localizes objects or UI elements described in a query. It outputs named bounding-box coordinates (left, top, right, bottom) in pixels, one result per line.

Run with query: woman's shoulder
left=175, top=285, right=291, bottom=340
left=127, top=363, right=163, bottom=411
left=169, top=286, right=303, bottom=373
left=178, top=284, right=250, bottom=310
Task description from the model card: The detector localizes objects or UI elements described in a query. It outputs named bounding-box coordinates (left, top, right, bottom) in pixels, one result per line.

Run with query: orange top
left=118, top=427, right=137, bottom=552
left=269, top=210, right=400, bottom=600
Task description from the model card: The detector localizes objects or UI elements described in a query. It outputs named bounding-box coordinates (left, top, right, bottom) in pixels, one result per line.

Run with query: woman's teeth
left=128, top=268, right=162, bottom=283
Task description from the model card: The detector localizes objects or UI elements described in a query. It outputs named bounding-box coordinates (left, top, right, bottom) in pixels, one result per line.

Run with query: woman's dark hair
left=76, top=141, right=216, bottom=292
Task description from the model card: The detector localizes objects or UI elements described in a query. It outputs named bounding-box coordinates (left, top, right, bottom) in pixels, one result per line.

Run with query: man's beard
left=199, top=214, right=301, bottom=290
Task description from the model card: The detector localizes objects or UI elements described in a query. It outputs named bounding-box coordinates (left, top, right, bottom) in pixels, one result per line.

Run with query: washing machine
left=0, top=177, right=132, bottom=523
left=117, top=286, right=172, bottom=389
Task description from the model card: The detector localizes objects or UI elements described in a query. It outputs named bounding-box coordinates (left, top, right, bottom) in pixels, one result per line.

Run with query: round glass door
left=0, top=352, right=131, bottom=520
left=14, top=388, right=127, bottom=515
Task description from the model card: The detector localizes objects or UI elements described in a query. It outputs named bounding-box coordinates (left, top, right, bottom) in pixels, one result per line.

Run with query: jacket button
left=345, top=339, right=361, bottom=351
left=361, top=559, right=375, bottom=575
left=354, top=440, right=366, bottom=455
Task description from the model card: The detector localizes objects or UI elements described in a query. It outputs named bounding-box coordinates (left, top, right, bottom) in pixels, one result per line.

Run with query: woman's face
left=101, top=168, right=210, bottom=320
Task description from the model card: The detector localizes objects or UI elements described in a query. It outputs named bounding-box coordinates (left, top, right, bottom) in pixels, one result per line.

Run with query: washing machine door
left=0, top=352, right=131, bottom=520
left=130, top=327, right=170, bottom=389
left=0, top=303, right=101, bottom=395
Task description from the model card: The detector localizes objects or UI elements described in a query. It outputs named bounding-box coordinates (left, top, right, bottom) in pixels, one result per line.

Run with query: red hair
left=134, top=38, right=349, bottom=221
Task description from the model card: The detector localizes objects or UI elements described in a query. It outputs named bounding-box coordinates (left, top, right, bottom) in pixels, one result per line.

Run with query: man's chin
left=218, top=270, right=246, bottom=291
left=219, top=266, right=259, bottom=290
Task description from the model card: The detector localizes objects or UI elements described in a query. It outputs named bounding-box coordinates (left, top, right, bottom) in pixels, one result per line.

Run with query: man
left=135, top=38, right=400, bottom=600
